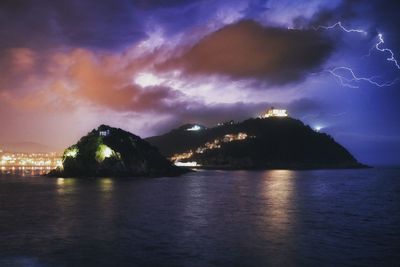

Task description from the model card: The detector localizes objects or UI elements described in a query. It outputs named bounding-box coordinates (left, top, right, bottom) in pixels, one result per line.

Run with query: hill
left=146, top=117, right=366, bottom=169
left=48, top=125, right=188, bottom=177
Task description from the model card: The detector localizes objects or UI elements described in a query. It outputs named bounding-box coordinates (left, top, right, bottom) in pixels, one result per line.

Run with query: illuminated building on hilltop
left=260, top=107, right=288, bottom=118
left=186, top=125, right=204, bottom=131
left=99, top=130, right=110, bottom=136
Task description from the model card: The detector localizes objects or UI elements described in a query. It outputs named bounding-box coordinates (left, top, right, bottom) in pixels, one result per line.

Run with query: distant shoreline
left=191, top=164, right=370, bottom=171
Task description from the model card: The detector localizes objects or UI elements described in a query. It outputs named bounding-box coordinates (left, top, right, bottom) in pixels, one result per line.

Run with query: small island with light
left=48, top=125, right=189, bottom=177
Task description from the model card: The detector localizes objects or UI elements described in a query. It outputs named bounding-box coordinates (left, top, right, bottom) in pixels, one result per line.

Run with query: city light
left=170, top=132, right=251, bottom=163
left=0, top=151, right=62, bottom=168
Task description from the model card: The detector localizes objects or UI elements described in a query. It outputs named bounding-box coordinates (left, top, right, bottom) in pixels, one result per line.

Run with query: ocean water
left=0, top=169, right=399, bottom=266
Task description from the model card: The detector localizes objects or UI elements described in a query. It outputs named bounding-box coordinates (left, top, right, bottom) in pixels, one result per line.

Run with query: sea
left=0, top=168, right=399, bottom=266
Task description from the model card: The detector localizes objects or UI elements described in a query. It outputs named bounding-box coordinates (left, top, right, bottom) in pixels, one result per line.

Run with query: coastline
left=190, top=163, right=370, bottom=171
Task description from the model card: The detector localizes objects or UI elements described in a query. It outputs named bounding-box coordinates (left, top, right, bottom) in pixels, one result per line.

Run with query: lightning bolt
left=313, top=21, right=367, bottom=35
left=327, top=67, right=398, bottom=88
left=315, top=21, right=399, bottom=88
left=373, top=33, right=400, bottom=69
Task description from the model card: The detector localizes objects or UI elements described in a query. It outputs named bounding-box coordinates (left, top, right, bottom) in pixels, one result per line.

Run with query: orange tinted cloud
left=158, top=20, right=333, bottom=84
left=0, top=48, right=38, bottom=92
left=63, top=49, right=182, bottom=112
left=9, top=48, right=36, bottom=72
left=0, top=47, right=184, bottom=114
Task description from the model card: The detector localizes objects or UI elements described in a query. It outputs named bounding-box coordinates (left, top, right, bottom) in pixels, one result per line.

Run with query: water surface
left=0, top=169, right=399, bottom=266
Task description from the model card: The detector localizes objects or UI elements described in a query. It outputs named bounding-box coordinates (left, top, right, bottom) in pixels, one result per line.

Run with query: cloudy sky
left=0, top=0, right=399, bottom=165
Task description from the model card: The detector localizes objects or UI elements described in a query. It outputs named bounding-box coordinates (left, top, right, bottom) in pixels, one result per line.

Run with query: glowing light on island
left=186, top=125, right=202, bottom=131
left=315, top=126, right=323, bottom=132
left=260, top=107, right=288, bottom=118
left=65, top=148, right=78, bottom=158
left=96, top=144, right=119, bottom=162
left=103, top=146, right=113, bottom=158
left=174, top=161, right=199, bottom=167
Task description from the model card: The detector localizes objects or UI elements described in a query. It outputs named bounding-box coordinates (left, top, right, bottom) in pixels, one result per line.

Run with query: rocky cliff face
left=49, top=125, right=188, bottom=177
left=146, top=118, right=367, bottom=170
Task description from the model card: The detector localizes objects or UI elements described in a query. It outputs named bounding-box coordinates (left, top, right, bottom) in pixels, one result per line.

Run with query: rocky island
left=48, top=125, right=188, bottom=177
left=146, top=111, right=367, bottom=170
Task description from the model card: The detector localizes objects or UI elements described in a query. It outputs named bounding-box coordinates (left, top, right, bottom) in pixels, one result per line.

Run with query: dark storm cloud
left=132, top=0, right=203, bottom=10
left=361, top=0, right=400, bottom=48
left=132, top=0, right=229, bottom=37
left=159, top=20, right=334, bottom=85
left=293, top=0, right=360, bottom=29
left=0, top=0, right=233, bottom=51
left=0, top=0, right=145, bottom=50
left=132, top=0, right=272, bottom=36
left=242, top=0, right=269, bottom=18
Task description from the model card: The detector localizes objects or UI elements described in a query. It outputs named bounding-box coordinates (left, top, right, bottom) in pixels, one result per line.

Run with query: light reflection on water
left=56, top=178, right=77, bottom=194
left=181, top=173, right=210, bottom=232
left=99, top=178, right=114, bottom=192
left=0, top=169, right=399, bottom=266
left=52, top=177, right=117, bottom=243
left=261, top=170, right=295, bottom=237
left=97, top=178, right=115, bottom=228
left=0, top=167, right=50, bottom=176
left=54, top=177, right=78, bottom=240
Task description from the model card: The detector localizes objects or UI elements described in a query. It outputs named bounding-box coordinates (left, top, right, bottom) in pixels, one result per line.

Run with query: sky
left=0, top=0, right=400, bottom=165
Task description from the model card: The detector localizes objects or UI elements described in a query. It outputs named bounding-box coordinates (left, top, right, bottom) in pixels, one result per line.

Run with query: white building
left=99, top=130, right=110, bottom=136
left=186, top=125, right=203, bottom=131
left=260, top=107, right=288, bottom=118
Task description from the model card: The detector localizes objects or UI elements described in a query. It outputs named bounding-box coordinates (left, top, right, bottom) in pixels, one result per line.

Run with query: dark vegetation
left=146, top=118, right=366, bottom=169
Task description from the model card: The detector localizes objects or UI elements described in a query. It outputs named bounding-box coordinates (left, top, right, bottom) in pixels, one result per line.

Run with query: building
left=99, top=130, right=110, bottom=136
left=217, top=120, right=235, bottom=126
left=186, top=125, right=204, bottom=131
left=260, top=107, right=288, bottom=118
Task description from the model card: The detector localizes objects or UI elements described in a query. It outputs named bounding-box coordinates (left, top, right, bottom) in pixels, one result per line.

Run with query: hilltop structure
left=260, top=107, right=288, bottom=118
